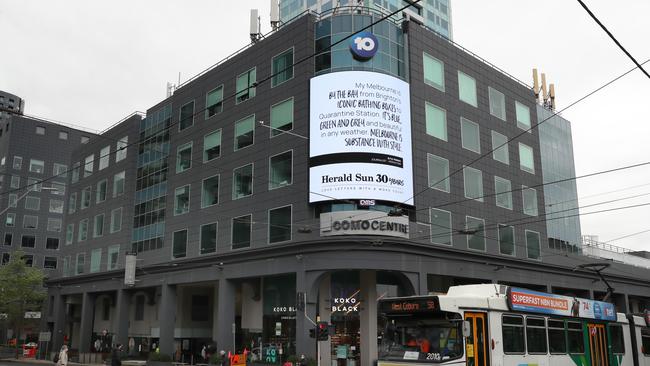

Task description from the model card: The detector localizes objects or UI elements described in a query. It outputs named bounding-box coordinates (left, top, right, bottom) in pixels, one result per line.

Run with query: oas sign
left=349, top=32, right=378, bottom=61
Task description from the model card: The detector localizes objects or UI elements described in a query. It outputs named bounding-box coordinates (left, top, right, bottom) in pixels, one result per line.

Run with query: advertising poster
left=309, top=71, right=413, bottom=205
left=507, top=287, right=616, bottom=321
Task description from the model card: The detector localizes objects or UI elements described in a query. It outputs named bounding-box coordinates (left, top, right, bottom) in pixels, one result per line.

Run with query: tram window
left=548, top=319, right=567, bottom=354
left=642, top=329, right=650, bottom=356
left=526, top=316, right=547, bottom=354
left=608, top=324, right=625, bottom=354
left=502, top=314, right=525, bottom=354
left=567, top=321, right=585, bottom=354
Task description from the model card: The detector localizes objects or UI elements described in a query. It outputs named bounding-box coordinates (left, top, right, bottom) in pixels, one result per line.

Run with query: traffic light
left=317, top=321, right=329, bottom=341
left=309, top=328, right=316, bottom=338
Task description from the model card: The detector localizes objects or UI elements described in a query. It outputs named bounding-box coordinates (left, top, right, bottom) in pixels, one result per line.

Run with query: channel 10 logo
left=350, top=31, right=379, bottom=61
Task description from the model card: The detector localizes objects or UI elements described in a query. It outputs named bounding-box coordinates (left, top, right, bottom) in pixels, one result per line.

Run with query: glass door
left=464, top=313, right=487, bottom=366
left=588, top=323, right=609, bottom=366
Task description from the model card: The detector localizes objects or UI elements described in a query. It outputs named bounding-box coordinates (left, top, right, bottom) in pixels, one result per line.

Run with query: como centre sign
left=309, top=71, right=413, bottom=206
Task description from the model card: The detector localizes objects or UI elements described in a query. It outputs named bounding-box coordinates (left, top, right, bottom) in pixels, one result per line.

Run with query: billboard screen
left=309, top=71, right=413, bottom=205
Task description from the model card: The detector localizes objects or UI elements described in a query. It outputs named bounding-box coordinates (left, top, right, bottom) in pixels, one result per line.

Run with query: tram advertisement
left=507, top=287, right=616, bottom=320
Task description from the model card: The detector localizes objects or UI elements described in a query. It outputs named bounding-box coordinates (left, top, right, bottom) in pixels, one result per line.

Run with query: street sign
left=24, top=311, right=41, bottom=319
left=39, top=332, right=51, bottom=342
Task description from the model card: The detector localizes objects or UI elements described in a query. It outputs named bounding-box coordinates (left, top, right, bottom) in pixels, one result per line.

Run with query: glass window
left=179, top=100, right=195, bottom=131
left=519, top=143, right=535, bottom=173
left=5, top=213, right=15, bottom=227
left=526, top=230, right=541, bottom=260
left=13, top=156, right=22, bottom=170
left=72, top=162, right=80, bottom=183
left=463, top=166, right=483, bottom=201
left=174, top=185, right=190, bottom=215
left=526, top=317, right=547, bottom=353
left=430, top=208, right=452, bottom=245
left=78, top=219, right=89, bottom=241
left=233, top=164, right=253, bottom=199
left=53, top=163, right=67, bottom=178
left=44, top=257, right=58, bottom=269
left=116, top=136, right=128, bottom=162
left=640, top=329, right=650, bottom=356
left=36, top=126, right=45, bottom=135
left=201, top=175, right=219, bottom=208
left=3, top=233, right=11, bottom=246
left=269, top=205, right=291, bottom=243
left=568, top=321, right=584, bottom=354
left=66, top=224, right=74, bottom=245
left=96, top=179, right=107, bottom=203
left=8, top=194, right=17, bottom=208
left=113, top=171, right=125, bottom=197
left=47, top=218, right=62, bottom=232
left=29, top=159, right=45, bottom=174
left=548, top=319, right=567, bottom=354
left=108, top=245, right=120, bottom=270
left=515, top=101, right=531, bottom=130
left=272, top=48, right=294, bottom=87
left=94, top=214, right=104, bottom=237
left=84, top=154, right=94, bottom=177
left=203, top=130, right=221, bottom=162
left=200, top=222, right=217, bottom=254
left=458, top=71, right=477, bottom=107
left=205, top=86, right=224, bottom=119
left=10, top=175, right=19, bottom=189
left=51, top=182, right=65, bottom=195
left=172, top=229, right=188, bottom=259
left=1, top=253, right=10, bottom=265
left=488, top=87, right=506, bottom=120
left=81, top=136, right=90, bottom=144
left=21, top=235, right=36, bottom=248
left=270, top=98, right=294, bottom=136
left=461, top=117, right=480, bottom=153
left=27, top=178, right=42, bottom=192
left=76, top=253, right=85, bottom=275
left=232, top=214, right=252, bottom=249
left=234, top=115, right=255, bottom=150
left=59, top=131, right=68, bottom=140
left=465, top=216, right=485, bottom=251
left=425, top=102, right=447, bottom=141
left=110, top=207, right=122, bottom=233
left=99, top=146, right=110, bottom=170
left=609, top=324, right=625, bottom=354
left=90, top=248, right=102, bottom=273
left=81, top=186, right=91, bottom=209
left=498, top=224, right=515, bottom=256
left=427, top=154, right=449, bottom=192
left=494, top=176, right=513, bottom=209
left=25, top=196, right=40, bottom=211
left=236, top=67, right=256, bottom=103
left=423, top=52, right=444, bottom=91
left=269, top=151, right=292, bottom=189
left=49, top=199, right=64, bottom=214
left=502, top=315, right=525, bottom=353
left=522, top=187, right=538, bottom=216
left=176, top=142, right=192, bottom=173
left=68, top=193, right=77, bottom=214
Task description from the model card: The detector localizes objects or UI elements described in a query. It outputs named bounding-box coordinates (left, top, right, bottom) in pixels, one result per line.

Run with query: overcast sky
left=1, top=1, right=648, bottom=252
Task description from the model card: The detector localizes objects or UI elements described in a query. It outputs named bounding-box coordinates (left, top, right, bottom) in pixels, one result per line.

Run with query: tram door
left=588, top=323, right=609, bottom=366
left=464, top=313, right=488, bottom=366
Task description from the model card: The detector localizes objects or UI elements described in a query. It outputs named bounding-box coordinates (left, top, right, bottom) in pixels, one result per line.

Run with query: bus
left=377, top=284, right=650, bottom=366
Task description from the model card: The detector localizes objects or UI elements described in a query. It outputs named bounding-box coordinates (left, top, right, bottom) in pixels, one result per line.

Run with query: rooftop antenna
left=250, top=9, right=262, bottom=43
left=540, top=72, right=548, bottom=107
left=532, top=69, right=540, bottom=102
left=549, top=83, right=556, bottom=111
left=166, top=82, right=175, bottom=98
left=270, top=0, right=280, bottom=30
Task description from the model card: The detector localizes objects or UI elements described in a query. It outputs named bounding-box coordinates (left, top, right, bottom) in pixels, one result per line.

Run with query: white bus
left=377, top=284, right=650, bottom=366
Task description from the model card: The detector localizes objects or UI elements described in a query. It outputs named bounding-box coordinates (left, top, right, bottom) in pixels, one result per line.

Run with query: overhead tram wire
left=546, top=181, right=650, bottom=207
left=605, top=228, right=650, bottom=244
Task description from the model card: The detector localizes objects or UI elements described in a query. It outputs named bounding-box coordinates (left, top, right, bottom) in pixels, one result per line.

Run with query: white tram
left=377, top=284, right=650, bottom=366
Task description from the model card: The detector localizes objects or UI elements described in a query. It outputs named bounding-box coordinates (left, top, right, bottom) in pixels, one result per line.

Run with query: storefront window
left=263, top=274, right=297, bottom=359
left=330, top=271, right=361, bottom=364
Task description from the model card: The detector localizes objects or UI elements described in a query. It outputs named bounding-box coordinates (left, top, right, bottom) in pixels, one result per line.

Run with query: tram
left=377, top=284, right=650, bottom=366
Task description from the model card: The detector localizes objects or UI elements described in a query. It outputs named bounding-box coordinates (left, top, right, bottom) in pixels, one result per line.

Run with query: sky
left=1, top=0, right=648, bottom=251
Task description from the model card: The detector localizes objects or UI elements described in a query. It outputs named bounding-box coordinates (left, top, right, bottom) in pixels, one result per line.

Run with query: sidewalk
left=0, top=357, right=105, bottom=366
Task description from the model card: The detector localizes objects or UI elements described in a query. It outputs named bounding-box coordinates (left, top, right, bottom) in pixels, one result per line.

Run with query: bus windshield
left=379, top=312, right=464, bottom=363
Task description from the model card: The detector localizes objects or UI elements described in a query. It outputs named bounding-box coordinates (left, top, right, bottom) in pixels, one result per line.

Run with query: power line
left=546, top=181, right=650, bottom=207
left=605, top=228, right=650, bottom=244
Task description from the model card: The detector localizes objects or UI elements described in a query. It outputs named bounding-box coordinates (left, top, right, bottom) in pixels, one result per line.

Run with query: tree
left=0, top=250, right=46, bottom=356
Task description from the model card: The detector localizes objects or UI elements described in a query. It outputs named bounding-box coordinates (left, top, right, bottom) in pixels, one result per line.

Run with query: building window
left=498, top=224, right=515, bottom=256
left=463, top=166, right=483, bottom=202
left=176, top=142, right=193, bottom=173
left=44, top=257, right=57, bottom=269
left=491, top=131, right=509, bottom=165
left=99, top=146, right=110, bottom=170
left=205, top=86, right=224, bottom=119
left=108, top=245, right=120, bottom=270
left=5, top=213, right=15, bottom=227
left=21, top=234, right=36, bottom=248
left=66, top=224, right=74, bottom=245
left=425, top=103, right=447, bottom=141
left=53, top=163, right=68, bottom=178
left=27, top=178, right=42, bottom=192
left=49, top=199, right=64, bottom=214
left=200, top=222, right=217, bottom=254
left=10, top=175, right=19, bottom=189
left=68, top=193, right=77, bottom=214
left=84, top=154, right=94, bottom=177
left=270, top=98, right=294, bottom=136
left=58, top=131, right=68, bottom=140
left=172, top=229, right=188, bottom=259
left=8, top=194, right=17, bottom=208
left=272, top=48, right=294, bottom=87
left=526, top=230, right=541, bottom=260
left=488, top=87, right=506, bottom=120
left=269, top=151, right=292, bottom=189
left=81, top=136, right=90, bottom=144
left=72, top=162, right=80, bottom=183
left=269, top=205, right=291, bottom=243
left=203, top=130, right=221, bottom=162
left=25, top=196, right=40, bottom=211
left=234, top=115, right=255, bottom=150
left=179, top=100, right=195, bottom=131
left=46, top=237, right=60, bottom=250
left=427, top=154, right=450, bottom=192
left=94, top=214, right=104, bottom=238
left=1, top=253, right=9, bottom=265
left=494, top=176, right=513, bottom=210
left=23, top=215, right=38, bottom=229
left=458, top=71, right=477, bottom=107
left=515, top=101, right=531, bottom=130
left=90, top=248, right=102, bottom=273
left=36, top=126, right=46, bottom=135
left=519, top=143, right=535, bottom=173
left=233, top=164, right=253, bottom=199
left=76, top=253, right=85, bottom=275
left=4, top=233, right=12, bottom=246
left=174, top=185, right=190, bottom=215
left=47, top=218, right=62, bottom=232
left=96, top=179, right=107, bottom=203
left=13, top=156, right=22, bottom=170
left=236, top=67, right=256, bottom=103
left=423, top=52, right=445, bottom=91
left=522, top=187, right=539, bottom=216
left=113, top=171, right=125, bottom=197
left=430, top=208, right=452, bottom=245
left=460, top=117, right=480, bottom=153
left=116, top=136, right=128, bottom=162
left=465, top=216, right=485, bottom=251
left=81, top=186, right=91, bottom=209
left=134, top=295, right=145, bottom=320
left=51, top=182, right=65, bottom=195
left=232, top=214, right=252, bottom=249
left=23, top=255, right=34, bottom=267
left=79, top=219, right=89, bottom=241
left=110, top=207, right=122, bottom=233
left=201, top=175, right=219, bottom=208
left=29, top=159, right=44, bottom=174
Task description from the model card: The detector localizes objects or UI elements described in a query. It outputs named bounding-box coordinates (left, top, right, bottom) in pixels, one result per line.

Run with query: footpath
left=0, top=357, right=105, bottom=366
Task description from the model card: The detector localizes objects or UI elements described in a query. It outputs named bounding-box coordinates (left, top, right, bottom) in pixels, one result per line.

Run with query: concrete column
left=159, top=284, right=177, bottom=356
left=215, top=279, right=236, bottom=353
left=212, top=283, right=219, bottom=343
left=115, top=289, right=131, bottom=348
left=52, top=294, right=66, bottom=352
left=78, top=292, right=96, bottom=352
left=360, top=270, right=377, bottom=366
left=318, top=273, right=332, bottom=366
left=418, top=271, right=428, bottom=295
left=296, top=271, right=319, bottom=359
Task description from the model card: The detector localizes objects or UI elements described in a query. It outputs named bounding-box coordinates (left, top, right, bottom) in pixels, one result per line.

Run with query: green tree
left=0, top=250, right=46, bottom=356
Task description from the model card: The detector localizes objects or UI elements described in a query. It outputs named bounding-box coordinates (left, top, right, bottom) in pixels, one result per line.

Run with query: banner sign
left=507, top=287, right=616, bottom=321
left=309, top=71, right=413, bottom=205
left=320, top=210, right=408, bottom=239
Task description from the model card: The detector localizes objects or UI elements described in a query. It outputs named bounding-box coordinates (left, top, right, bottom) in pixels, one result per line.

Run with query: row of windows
left=31, top=125, right=90, bottom=143
left=0, top=252, right=58, bottom=269
left=68, top=171, right=126, bottom=213
left=65, top=207, right=123, bottom=245
left=62, top=244, right=121, bottom=276
left=429, top=208, right=541, bottom=259
left=3, top=213, right=62, bottom=231
left=2, top=232, right=60, bottom=250
left=0, top=156, right=65, bottom=176
left=4, top=195, right=64, bottom=214
left=72, top=136, right=128, bottom=183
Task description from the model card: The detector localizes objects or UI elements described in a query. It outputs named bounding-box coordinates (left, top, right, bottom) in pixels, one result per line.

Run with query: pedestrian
left=111, top=344, right=123, bottom=366
left=201, top=345, right=207, bottom=362
left=56, top=345, right=68, bottom=366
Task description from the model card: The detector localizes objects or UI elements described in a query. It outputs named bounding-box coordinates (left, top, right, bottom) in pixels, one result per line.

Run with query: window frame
left=199, top=222, right=218, bottom=255
left=425, top=102, right=447, bottom=141
left=201, top=174, right=220, bottom=208
left=178, top=100, right=195, bottom=131
left=423, top=51, right=445, bottom=91
left=268, top=204, right=292, bottom=244
left=498, top=224, right=516, bottom=256
left=518, top=142, right=535, bottom=174
left=271, top=47, right=295, bottom=88
left=174, top=185, right=191, bottom=216
left=427, top=153, right=450, bottom=192
left=460, top=117, right=480, bottom=153
left=525, top=229, right=542, bottom=260
left=234, top=114, right=255, bottom=151
left=235, top=67, right=257, bottom=104
left=203, top=129, right=222, bottom=162
left=463, top=166, right=484, bottom=202
left=494, top=176, right=513, bottom=210
left=269, top=150, right=293, bottom=190
left=176, top=141, right=193, bottom=173
left=232, top=163, right=254, bottom=200
left=515, top=101, right=532, bottom=131
left=465, top=215, right=486, bottom=252
left=172, top=228, right=188, bottom=259
left=269, top=97, right=294, bottom=137
left=488, top=86, right=506, bottom=121
left=205, top=85, right=224, bottom=119
left=457, top=70, right=478, bottom=107
left=430, top=208, right=452, bottom=246
left=110, top=207, right=123, bottom=233
left=231, top=214, right=252, bottom=250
